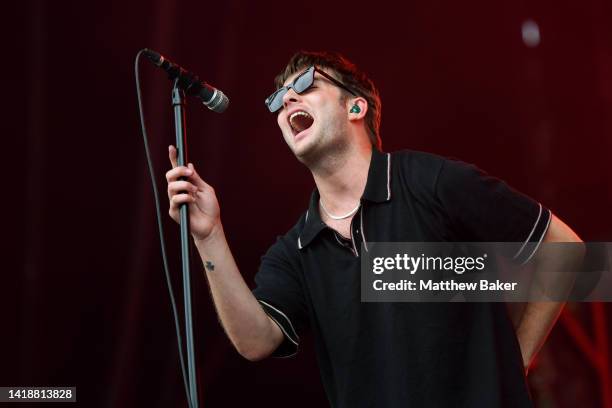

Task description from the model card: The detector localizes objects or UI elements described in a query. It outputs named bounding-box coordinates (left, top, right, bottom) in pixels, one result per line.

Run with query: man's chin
left=292, top=138, right=322, bottom=165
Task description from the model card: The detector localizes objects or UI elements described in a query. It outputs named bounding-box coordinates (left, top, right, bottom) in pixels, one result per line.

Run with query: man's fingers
left=168, top=194, right=197, bottom=220
left=170, top=193, right=196, bottom=208
left=166, top=166, right=193, bottom=182
left=187, top=163, right=210, bottom=189
left=169, top=145, right=178, bottom=168
left=168, top=180, right=199, bottom=198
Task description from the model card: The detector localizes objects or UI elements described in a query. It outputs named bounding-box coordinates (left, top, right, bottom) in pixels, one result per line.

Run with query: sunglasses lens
left=265, top=67, right=315, bottom=112
left=293, top=68, right=314, bottom=93
left=266, top=88, right=287, bottom=112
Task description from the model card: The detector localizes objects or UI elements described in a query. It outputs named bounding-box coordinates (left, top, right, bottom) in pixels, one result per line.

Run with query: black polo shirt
left=253, top=148, right=551, bottom=408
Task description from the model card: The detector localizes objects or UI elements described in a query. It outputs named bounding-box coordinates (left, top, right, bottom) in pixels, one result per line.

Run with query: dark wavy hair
left=274, top=51, right=382, bottom=150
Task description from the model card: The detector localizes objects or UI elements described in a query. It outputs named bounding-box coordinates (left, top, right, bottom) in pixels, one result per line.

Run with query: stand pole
left=172, top=79, right=199, bottom=408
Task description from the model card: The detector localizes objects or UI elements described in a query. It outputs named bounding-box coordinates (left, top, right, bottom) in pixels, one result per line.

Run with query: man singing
left=165, top=51, right=582, bottom=407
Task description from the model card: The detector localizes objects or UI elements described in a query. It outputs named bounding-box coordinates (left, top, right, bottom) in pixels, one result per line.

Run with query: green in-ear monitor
left=350, top=104, right=361, bottom=113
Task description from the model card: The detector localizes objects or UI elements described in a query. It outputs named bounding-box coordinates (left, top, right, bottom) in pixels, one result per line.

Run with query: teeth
left=289, top=111, right=312, bottom=121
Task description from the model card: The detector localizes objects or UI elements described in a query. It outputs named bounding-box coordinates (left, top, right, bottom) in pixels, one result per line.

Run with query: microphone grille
left=205, top=90, right=230, bottom=113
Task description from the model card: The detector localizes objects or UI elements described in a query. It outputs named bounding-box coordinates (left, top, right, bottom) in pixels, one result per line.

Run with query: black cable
left=134, top=49, right=194, bottom=408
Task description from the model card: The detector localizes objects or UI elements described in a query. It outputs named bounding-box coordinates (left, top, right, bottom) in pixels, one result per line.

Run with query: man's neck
left=310, top=141, right=372, bottom=214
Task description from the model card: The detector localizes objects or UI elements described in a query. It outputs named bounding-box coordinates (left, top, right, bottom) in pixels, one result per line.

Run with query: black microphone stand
left=172, top=78, right=199, bottom=408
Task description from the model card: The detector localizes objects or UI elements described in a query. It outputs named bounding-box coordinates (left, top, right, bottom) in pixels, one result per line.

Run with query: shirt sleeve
left=252, top=236, right=308, bottom=358
left=435, top=158, right=551, bottom=264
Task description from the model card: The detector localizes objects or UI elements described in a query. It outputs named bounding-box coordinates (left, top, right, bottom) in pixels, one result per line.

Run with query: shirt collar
left=361, top=148, right=392, bottom=203
left=298, top=148, right=392, bottom=249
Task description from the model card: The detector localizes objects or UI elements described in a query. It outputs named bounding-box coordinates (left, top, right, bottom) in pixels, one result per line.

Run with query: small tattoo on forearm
left=205, top=261, right=215, bottom=271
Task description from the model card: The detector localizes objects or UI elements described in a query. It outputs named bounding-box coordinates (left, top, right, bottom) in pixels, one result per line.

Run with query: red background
left=10, top=0, right=612, bottom=406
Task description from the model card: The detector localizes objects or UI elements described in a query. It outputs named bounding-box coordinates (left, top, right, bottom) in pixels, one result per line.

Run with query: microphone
left=143, top=48, right=229, bottom=113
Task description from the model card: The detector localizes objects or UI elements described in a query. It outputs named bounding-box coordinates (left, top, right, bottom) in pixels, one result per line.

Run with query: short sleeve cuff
left=258, top=300, right=300, bottom=358
left=512, top=204, right=552, bottom=265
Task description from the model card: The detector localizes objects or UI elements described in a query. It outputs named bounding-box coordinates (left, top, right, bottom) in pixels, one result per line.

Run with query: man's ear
left=347, top=97, right=368, bottom=121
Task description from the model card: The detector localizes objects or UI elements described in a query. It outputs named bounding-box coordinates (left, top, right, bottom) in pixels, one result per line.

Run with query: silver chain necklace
left=319, top=199, right=361, bottom=220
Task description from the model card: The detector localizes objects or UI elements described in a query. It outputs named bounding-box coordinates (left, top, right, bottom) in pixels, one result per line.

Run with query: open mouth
left=288, top=110, right=315, bottom=137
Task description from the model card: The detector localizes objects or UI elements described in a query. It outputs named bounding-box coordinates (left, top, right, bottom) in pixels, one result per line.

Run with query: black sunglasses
left=265, top=66, right=358, bottom=113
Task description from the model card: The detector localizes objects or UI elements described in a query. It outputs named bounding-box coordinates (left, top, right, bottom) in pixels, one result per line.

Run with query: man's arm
left=515, top=213, right=584, bottom=373
left=194, top=228, right=284, bottom=361
left=166, top=146, right=283, bottom=361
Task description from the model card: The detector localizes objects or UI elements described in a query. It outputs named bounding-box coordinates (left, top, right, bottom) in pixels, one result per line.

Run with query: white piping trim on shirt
left=297, top=210, right=309, bottom=249
left=333, top=231, right=359, bottom=257
left=360, top=206, right=368, bottom=252
left=521, top=209, right=552, bottom=266
left=264, top=312, right=299, bottom=358
left=386, top=153, right=391, bottom=200
left=512, top=203, right=542, bottom=260
left=271, top=348, right=298, bottom=358
left=266, top=313, right=298, bottom=347
left=349, top=224, right=359, bottom=257
left=258, top=300, right=299, bottom=343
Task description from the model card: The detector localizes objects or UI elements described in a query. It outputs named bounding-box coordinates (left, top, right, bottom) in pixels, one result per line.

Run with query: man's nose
left=282, top=88, right=301, bottom=108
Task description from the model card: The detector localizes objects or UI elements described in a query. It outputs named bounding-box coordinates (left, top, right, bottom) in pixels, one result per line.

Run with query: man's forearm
left=515, top=214, right=584, bottom=372
left=516, top=301, right=564, bottom=371
left=194, top=227, right=283, bottom=360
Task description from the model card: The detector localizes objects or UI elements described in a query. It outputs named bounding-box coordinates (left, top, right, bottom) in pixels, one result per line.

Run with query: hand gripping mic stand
left=172, top=79, right=199, bottom=408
